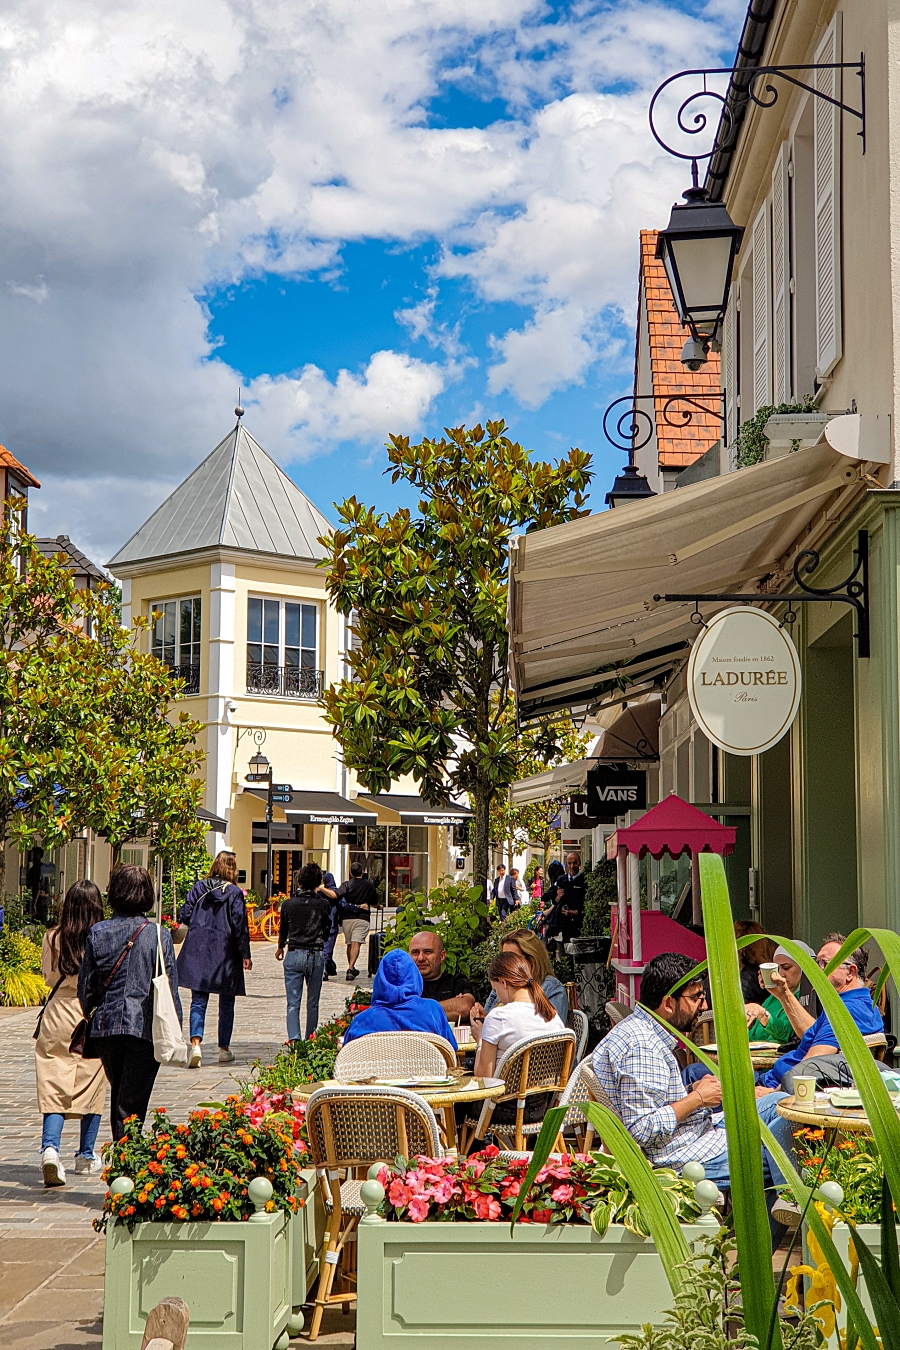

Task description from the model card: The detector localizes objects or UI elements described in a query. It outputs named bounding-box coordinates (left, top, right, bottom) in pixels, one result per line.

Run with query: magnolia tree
left=488, top=701, right=591, bottom=868
left=320, top=421, right=592, bottom=896
left=0, top=507, right=207, bottom=896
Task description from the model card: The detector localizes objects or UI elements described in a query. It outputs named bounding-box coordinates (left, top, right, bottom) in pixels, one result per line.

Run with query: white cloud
left=0, top=0, right=739, bottom=559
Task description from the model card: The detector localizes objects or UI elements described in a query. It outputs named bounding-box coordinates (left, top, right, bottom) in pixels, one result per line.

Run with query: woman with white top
left=471, top=950, right=566, bottom=1079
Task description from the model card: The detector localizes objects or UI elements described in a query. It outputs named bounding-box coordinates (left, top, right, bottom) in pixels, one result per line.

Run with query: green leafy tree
left=321, top=421, right=592, bottom=895
left=0, top=507, right=207, bottom=896
left=488, top=699, right=591, bottom=867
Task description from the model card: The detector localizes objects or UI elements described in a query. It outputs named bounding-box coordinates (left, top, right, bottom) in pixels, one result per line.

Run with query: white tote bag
left=152, top=923, right=189, bottom=1067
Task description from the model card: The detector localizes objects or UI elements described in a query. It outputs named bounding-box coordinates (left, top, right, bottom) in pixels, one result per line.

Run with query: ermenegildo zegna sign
left=687, top=606, right=802, bottom=756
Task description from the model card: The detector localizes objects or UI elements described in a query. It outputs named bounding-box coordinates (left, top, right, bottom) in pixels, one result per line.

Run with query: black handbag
left=69, top=920, right=151, bottom=1057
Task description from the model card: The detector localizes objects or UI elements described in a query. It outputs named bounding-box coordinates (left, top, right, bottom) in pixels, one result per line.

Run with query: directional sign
left=271, top=791, right=292, bottom=804
left=273, top=784, right=293, bottom=793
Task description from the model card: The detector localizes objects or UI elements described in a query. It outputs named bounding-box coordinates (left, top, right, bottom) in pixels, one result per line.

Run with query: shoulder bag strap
left=90, top=919, right=152, bottom=1014
left=33, top=974, right=67, bottom=1040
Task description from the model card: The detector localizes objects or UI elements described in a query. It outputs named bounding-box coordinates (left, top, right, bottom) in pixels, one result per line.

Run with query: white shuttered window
left=813, top=13, right=842, bottom=378
left=771, top=143, right=791, bottom=403
left=751, top=201, right=771, bottom=412
left=722, top=292, right=738, bottom=448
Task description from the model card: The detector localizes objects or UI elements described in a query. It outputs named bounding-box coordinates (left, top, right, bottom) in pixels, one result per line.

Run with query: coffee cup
left=793, top=1076, right=818, bottom=1104
left=760, top=962, right=779, bottom=989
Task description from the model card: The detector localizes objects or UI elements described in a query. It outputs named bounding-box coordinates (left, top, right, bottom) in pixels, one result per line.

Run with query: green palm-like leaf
left=698, top=853, right=780, bottom=1350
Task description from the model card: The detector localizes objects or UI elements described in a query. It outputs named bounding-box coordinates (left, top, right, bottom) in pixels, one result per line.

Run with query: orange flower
left=212, top=1198, right=224, bottom=1212
left=155, top=1197, right=166, bottom=1209
left=200, top=1176, right=211, bottom=1189
left=171, top=1204, right=188, bottom=1219
left=175, top=1146, right=186, bottom=1160
left=148, top=1161, right=163, bottom=1175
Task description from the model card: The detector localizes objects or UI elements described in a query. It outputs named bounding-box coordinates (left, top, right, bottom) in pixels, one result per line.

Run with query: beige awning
left=509, top=755, right=595, bottom=805
left=509, top=443, right=869, bottom=721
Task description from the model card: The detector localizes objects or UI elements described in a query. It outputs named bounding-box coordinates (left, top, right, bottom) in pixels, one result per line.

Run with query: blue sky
left=0, top=0, right=745, bottom=557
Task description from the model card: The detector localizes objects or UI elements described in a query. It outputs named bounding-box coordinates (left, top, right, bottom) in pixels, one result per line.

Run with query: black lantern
left=245, top=751, right=271, bottom=783
left=605, top=463, right=657, bottom=509
left=655, top=180, right=743, bottom=363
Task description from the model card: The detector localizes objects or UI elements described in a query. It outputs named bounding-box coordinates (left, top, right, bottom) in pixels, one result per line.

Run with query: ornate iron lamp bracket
left=650, top=55, right=866, bottom=166
left=653, top=530, right=870, bottom=658
left=603, top=392, right=726, bottom=454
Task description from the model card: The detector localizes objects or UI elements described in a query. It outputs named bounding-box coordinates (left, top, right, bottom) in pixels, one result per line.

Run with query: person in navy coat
left=177, top=852, right=251, bottom=1069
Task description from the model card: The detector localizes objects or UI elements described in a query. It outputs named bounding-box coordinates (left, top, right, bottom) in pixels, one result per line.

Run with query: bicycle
left=245, top=893, right=284, bottom=943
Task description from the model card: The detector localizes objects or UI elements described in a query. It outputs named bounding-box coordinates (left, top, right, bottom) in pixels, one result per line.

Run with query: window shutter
left=771, top=143, right=791, bottom=404
left=814, top=13, right=842, bottom=378
left=751, top=200, right=771, bottom=413
left=722, top=291, right=738, bottom=449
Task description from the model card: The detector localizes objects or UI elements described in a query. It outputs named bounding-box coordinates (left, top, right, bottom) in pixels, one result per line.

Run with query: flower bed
left=249, top=989, right=372, bottom=1089
left=375, top=1145, right=701, bottom=1232
left=97, top=1100, right=302, bottom=1230
left=786, top=1127, right=883, bottom=1224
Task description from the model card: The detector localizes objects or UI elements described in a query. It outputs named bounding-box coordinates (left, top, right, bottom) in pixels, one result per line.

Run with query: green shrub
left=248, top=989, right=372, bottom=1091
left=0, top=928, right=48, bottom=1005
left=382, top=879, right=489, bottom=976
left=583, top=859, right=615, bottom=937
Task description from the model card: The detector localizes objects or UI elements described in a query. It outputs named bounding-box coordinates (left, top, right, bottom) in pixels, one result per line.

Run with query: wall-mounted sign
left=586, top=765, right=647, bottom=814
left=687, top=605, right=801, bottom=756
left=562, top=795, right=611, bottom=830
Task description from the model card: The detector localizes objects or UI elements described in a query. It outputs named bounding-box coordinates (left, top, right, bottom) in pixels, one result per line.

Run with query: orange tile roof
left=0, top=444, right=39, bottom=488
left=638, top=229, right=722, bottom=470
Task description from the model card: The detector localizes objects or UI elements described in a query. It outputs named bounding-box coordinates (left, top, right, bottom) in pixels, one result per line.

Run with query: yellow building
left=108, top=414, right=469, bottom=897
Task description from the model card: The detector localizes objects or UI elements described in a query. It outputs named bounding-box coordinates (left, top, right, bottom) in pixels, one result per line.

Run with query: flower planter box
left=292, top=1166, right=327, bottom=1308
left=357, top=1219, right=706, bottom=1350
left=803, top=1221, right=879, bottom=1349
left=102, top=1210, right=292, bottom=1350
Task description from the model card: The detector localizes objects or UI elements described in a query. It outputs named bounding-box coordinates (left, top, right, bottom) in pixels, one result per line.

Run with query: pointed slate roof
left=108, top=422, right=332, bottom=570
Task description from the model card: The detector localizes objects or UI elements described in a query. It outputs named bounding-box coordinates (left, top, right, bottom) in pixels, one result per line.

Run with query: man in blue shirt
left=760, top=934, right=883, bottom=1091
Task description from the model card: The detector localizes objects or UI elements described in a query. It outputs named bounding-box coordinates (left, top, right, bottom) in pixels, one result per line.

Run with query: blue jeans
left=190, top=990, right=236, bottom=1047
left=283, top=948, right=325, bottom=1041
left=42, top=1112, right=101, bottom=1158
left=323, top=927, right=339, bottom=976
left=692, top=1094, right=795, bottom=1244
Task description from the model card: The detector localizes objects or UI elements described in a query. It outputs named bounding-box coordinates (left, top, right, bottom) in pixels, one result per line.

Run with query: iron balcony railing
left=168, top=664, right=200, bottom=694
left=246, top=664, right=324, bottom=699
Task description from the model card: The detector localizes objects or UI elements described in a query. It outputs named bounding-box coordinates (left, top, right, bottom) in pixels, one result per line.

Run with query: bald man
left=409, top=930, right=475, bottom=1022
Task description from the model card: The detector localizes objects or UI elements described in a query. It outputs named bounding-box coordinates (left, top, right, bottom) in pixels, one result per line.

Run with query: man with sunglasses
left=756, top=933, right=883, bottom=1093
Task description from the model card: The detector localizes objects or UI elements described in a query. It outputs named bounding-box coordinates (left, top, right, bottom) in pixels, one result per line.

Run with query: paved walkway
left=0, top=939, right=371, bottom=1348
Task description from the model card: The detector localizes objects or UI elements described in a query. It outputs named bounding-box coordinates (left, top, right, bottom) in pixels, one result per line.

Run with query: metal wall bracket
left=603, top=392, right=727, bottom=454
left=653, top=530, right=869, bottom=657
left=650, top=56, right=867, bottom=164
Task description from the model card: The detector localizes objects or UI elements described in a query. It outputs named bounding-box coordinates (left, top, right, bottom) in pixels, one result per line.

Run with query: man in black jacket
left=337, top=862, right=377, bottom=981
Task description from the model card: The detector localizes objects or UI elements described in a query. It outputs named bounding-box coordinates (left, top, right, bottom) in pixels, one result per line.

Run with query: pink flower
left=532, top=1208, right=552, bottom=1224
left=468, top=1159, right=487, bottom=1179
left=474, top=1195, right=501, bottom=1221
left=388, top=1179, right=413, bottom=1208
left=407, top=1197, right=430, bottom=1222
left=550, top=1185, right=574, bottom=1204
left=430, top=1177, right=456, bottom=1204
left=500, top=1181, right=520, bottom=1200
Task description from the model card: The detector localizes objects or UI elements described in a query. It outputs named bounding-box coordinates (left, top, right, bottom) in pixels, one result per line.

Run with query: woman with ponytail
left=471, top=951, right=565, bottom=1080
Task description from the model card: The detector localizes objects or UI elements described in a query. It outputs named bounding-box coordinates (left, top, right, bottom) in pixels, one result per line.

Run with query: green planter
left=804, top=1221, right=879, bottom=1349
left=292, top=1166, right=327, bottom=1310
left=357, top=1219, right=707, bottom=1349
left=102, top=1210, right=292, bottom=1350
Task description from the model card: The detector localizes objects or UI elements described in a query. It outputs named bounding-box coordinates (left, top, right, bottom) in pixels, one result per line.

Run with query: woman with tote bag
left=35, top=880, right=107, bottom=1187
left=77, top=866, right=181, bottom=1141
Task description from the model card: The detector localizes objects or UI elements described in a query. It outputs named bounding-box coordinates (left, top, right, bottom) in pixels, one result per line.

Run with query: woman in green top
left=745, top=941, right=815, bottom=1043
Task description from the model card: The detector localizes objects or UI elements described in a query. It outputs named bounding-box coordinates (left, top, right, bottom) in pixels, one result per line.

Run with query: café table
left=291, top=1071, right=505, bottom=1151
left=776, top=1093, right=875, bottom=1141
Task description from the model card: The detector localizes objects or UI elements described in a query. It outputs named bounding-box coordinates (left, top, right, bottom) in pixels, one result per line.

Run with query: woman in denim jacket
left=78, top=865, right=181, bottom=1141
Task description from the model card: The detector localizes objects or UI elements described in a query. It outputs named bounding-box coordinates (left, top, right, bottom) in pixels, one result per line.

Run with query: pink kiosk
left=607, top=793, right=737, bottom=1005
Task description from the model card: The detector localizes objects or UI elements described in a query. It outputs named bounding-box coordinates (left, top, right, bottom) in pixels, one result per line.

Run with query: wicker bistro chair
left=459, top=1030, right=576, bottom=1155
left=553, top=1060, right=616, bottom=1152
left=333, top=1031, right=449, bottom=1082
left=567, top=1008, right=589, bottom=1063
left=864, top=1031, right=888, bottom=1062
left=304, top=1085, right=444, bottom=1341
left=605, top=1000, right=632, bottom=1027
left=413, top=1032, right=458, bottom=1069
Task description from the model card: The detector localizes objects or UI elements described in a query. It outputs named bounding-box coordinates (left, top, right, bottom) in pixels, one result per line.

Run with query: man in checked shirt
left=592, top=952, right=796, bottom=1243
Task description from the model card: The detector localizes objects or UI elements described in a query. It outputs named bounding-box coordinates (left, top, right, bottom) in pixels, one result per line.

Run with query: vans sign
left=586, top=766, right=647, bottom=817
left=687, top=605, right=801, bottom=756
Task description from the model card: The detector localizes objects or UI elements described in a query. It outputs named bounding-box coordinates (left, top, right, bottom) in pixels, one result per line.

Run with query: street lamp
left=604, top=462, right=657, bottom=509
left=655, top=174, right=744, bottom=370
left=245, top=752, right=274, bottom=899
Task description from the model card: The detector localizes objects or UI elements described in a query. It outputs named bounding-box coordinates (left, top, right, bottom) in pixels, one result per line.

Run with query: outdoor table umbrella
left=605, top=793, right=736, bottom=1004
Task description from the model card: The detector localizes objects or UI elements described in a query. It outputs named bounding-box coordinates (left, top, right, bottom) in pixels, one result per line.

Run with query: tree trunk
left=472, top=776, right=492, bottom=938
left=0, top=829, right=6, bottom=901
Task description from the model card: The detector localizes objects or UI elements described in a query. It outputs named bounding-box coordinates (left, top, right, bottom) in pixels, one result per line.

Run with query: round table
left=291, top=1073, right=505, bottom=1151
left=776, top=1094, right=875, bottom=1138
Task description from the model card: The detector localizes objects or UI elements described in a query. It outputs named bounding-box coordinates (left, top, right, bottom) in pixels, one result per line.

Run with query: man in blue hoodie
left=342, top=949, right=455, bottom=1044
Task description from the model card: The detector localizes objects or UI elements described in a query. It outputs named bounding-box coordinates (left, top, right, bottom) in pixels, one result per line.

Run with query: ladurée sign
left=687, top=606, right=801, bottom=756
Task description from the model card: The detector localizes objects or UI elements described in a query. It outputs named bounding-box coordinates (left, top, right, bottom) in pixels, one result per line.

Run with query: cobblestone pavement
left=0, top=938, right=371, bottom=1348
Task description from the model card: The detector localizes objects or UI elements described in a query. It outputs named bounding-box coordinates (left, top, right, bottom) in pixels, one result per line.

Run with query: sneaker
left=772, top=1197, right=802, bottom=1229
left=218, top=1047, right=235, bottom=1064
left=75, top=1154, right=103, bottom=1176
left=345, top=970, right=356, bottom=981
left=188, top=1042, right=202, bottom=1069
left=41, top=1147, right=66, bottom=1187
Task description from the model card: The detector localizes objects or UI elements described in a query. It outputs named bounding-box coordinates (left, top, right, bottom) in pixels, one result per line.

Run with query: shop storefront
left=508, top=435, right=896, bottom=947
